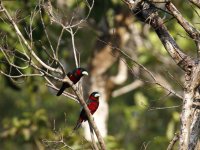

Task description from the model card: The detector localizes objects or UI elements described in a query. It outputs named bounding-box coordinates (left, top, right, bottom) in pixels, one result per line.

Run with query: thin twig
left=70, top=28, right=79, bottom=68
left=39, top=0, right=55, bottom=59
left=148, top=104, right=182, bottom=111
left=98, top=39, right=183, bottom=99
left=46, top=83, right=79, bottom=103
left=167, top=133, right=180, bottom=150
left=56, top=27, right=64, bottom=59
left=0, top=2, right=62, bottom=74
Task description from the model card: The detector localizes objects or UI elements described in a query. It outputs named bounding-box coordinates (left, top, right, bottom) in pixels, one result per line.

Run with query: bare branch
left=44, top=76, right=79, bottom=103
left=0, top=2, right=62, bottom=74
left=0, top=47, right=29, bottom=70
left=70, top=28, right=79, bottom=68
left=167, top=133, right=179, bottom=150
left=0, top=70, right=43, bottom=78
left=39, top=2, right=56, bottom=59
left=98, top=39, right=183, bottom=99
left=56, top=27, right=64, bottom=59
left=166, top=2, right=200, bottom=57
left=41, top=0, right=95, bottom=69
left=155, top=82, right=183, bottom=99
left=42, top=134, right=74, bottom=150
left=43, top=0, right=94, bottom=30
left=122, top=0, right=193, bottom=72
left=118, top=49, right=183, bottom=99
left=148, top=104, right=182, bottom=111
left=29, top=5, right=39, bottom=48
left=39, top=1, right=66, bottom=74
left=189, top=109, right=200, bottom=150
left=188, top=0, right=200, bottom=9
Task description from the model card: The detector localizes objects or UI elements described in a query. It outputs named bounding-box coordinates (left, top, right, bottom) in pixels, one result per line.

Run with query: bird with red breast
left=57, top=67, right=88, bottom=96
left=74, top=92, right=100, bottom=130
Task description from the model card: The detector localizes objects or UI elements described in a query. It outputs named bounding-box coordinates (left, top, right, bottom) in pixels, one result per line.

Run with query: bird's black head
left=89, top=92, right=100, bottom=100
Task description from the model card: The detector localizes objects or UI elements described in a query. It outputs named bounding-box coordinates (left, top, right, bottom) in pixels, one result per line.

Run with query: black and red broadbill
left=56, top=68, right=88, bottom=96
left=74, top=92, right=100, bottom=130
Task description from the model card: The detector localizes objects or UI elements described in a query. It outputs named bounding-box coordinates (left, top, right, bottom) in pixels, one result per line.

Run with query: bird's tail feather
left=73, top=118, right=83, bottom=130
left=56, top=84, right=70, bottom=96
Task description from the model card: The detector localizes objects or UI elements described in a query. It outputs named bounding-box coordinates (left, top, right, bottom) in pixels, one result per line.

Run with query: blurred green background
left=0, top=0, right=199, bottom=149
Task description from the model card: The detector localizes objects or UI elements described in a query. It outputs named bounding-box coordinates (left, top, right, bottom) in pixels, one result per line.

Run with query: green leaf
left=134, top=92, right=149, bottom=110
left=166, top=120, right=175, bottom=140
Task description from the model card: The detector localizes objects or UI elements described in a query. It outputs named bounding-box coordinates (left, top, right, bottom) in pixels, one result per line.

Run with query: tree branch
left=122, top=0, right=193, bottom=72
left=189, top=109, right=200, bottom=150
left=99, top=39, right=183, bottom=99
left=167, top=133, right=179, bottom=150
left=188, top=0, right=200, bottom=9
left=166, top=2, right=200, bottom=57
left=0, top=2, right=62, bottom=74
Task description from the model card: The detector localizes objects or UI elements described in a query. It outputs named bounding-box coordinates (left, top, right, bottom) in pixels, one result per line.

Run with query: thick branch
left=179, top=64, right=200, bottom=150
left=189, top=0, right=200, bottom=9
left=189, top=109, right=200, bottom=150
left=122, top=0, right=192, bottom=71
left=166, top=2, right=200, bottom=40
left=190, top=63, right=200, bottom=91
left=166, top=2, right=200, bottom=57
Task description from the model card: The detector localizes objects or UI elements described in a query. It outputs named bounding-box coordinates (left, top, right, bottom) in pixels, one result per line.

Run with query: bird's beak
left=94, top=93, right=100, bottom=97
left=82, top=71, right=88, bottom=76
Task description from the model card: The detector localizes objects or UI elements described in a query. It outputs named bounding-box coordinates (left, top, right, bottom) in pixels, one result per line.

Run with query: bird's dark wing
left=73, top=108, right=86, bottom=130
left=79, top=108, right=88, bottom=121
left=67, top=72, right=72, bottom=77
left=56, top=83, right=70, bottom=96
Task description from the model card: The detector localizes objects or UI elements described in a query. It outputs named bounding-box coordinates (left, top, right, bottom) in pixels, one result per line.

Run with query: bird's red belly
left=88, top=102, right=99, bottom=114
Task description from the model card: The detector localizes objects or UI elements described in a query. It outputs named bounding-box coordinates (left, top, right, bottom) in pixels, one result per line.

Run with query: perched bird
left=56, top=68, right=88, bottom=96
left=74, top=92, right=100, bottom=130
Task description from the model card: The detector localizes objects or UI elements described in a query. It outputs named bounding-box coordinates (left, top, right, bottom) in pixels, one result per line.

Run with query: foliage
left=0, top=0, right=198, bottom=149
